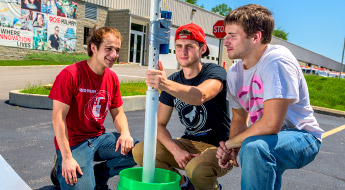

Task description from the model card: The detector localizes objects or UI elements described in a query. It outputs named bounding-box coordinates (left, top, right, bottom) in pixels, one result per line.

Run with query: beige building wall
left=106, top=10, right=131, bottom=64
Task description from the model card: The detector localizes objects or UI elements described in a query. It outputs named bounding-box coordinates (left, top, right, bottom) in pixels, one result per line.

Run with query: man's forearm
left=113, top=111, right=130, bottom=135
left=162, top=80, right=205, bottom=106
left=157, top=125, right=182, bottom=154
left=53, top=120, right=72, bottom=160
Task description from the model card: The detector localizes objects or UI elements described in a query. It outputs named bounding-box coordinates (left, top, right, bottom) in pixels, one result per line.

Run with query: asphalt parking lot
left=0, top=65, right=345, bottom=189
left=0, top=100, right=345, bottom=190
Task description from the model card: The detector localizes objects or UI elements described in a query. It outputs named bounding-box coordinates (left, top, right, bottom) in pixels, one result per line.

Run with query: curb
left=312, top=106, right=345, bottom=118
left=9, top=90, right=146, bottom=112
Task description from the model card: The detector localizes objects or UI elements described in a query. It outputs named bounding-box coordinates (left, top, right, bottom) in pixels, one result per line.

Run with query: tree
left=273, top=27, right=289, bottom=41
left=211, top=3, right=232, bottom=16
left=185, top=0, right=197, bottom=5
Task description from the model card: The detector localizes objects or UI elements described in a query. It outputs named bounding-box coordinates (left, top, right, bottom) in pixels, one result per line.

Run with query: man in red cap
left=133, top=23, right=231, bottom=190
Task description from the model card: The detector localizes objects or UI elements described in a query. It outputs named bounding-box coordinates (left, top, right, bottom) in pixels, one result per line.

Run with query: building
left=0, top=0, right=342, bottom=72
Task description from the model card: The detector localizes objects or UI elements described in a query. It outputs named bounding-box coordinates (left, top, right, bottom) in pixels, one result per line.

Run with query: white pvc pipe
left=142, top=0, right=161, bottom=183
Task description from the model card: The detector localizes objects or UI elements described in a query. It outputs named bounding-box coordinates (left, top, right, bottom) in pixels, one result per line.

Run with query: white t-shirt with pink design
left=227, top=45, right=324, bottom=140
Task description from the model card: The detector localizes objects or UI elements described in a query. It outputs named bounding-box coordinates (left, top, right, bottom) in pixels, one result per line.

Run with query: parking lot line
left=322, top=124, right=345, bottom=138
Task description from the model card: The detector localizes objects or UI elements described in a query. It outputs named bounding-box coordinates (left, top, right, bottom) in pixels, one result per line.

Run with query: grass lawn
left=20, top=81, right=147, bottom=97
left=0, top=52, right=121, bottom=66
left=305, top=75, right=345, bottom=111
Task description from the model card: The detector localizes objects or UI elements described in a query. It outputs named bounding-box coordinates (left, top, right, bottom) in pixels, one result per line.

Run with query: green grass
left=0, top=60, right=72, bottom=66
left=305, top=75, right=345, bottom=111
left=0, top=52, right=89, bottom=66
left=24, top=52, right=89, bottom=63
left=20, top=81, right=147, bottom=97
left=16, top=72, right=345, bottom=112
left=0, top=52, right=122, bottom=66
left=120, top=81, right=147, bottom=96
left=20, top=84, right=51, bottom=95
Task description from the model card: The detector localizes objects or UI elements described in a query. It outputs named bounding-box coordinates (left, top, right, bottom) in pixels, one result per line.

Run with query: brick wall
left=106, top=10, right=130, bottom=64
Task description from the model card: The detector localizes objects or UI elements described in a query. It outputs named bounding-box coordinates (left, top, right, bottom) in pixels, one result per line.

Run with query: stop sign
left=213, top=20, right=226, bottom=38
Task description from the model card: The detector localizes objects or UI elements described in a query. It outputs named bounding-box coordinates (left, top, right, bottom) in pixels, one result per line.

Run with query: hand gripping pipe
left=142, top=0, right=171, bottom=183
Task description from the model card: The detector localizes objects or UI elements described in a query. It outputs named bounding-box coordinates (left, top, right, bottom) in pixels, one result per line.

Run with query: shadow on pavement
left=35, top=185, right=59, bottom=190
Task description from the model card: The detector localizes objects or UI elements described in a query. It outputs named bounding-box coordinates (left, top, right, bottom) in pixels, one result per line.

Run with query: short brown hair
left=177, top=29, right=209, bottom=56
left=225, top=4, right=274, bottom=44
left=86, top=26, right=122, bottom=57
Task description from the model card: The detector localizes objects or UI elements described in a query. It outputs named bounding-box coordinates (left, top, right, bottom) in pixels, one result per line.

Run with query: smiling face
left=223, top=23, right=254, bottom=60
left=91, top=33, right=121, bottom=69
left=175, top=39, right=205, bottom=68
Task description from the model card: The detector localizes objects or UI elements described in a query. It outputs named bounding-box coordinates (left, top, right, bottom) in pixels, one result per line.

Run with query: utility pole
left=339, top=37, right=345, bottom=79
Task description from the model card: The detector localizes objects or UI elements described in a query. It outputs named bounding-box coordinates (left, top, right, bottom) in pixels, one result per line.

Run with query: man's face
left=55, top=28, right=59, bottom=35
left=224, top=23, right=253, bottom=60
left=175, top=39, right=205, bottom=68
left=91, top=33, right=121, bottom=69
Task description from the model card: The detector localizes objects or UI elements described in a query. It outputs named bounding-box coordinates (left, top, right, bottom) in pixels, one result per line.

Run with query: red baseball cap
left=175, top=23, right=210, bottom=56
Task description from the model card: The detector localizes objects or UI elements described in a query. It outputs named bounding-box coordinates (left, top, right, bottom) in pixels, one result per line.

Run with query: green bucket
left=117, top=167, right=181, bottom=190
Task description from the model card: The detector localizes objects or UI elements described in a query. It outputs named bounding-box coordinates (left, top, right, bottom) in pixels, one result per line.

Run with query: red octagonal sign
left=213, top=20, right=226, bottom=38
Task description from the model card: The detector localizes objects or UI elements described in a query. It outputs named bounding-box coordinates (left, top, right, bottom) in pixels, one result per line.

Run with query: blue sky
left=197, top=0, right=345, bottom=63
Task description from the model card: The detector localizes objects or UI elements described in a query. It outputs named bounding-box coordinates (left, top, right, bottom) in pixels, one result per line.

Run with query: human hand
left=146, top=61, right=167, bottom=90
left=61, top=157, right=83, bottom=185
left=173, top=149, right=199, bottom=169
left=229, top=148, right=240, bottom=167
left=116, top=133, right=134, bottom=155
left=216, top=141, right=233, bottom=169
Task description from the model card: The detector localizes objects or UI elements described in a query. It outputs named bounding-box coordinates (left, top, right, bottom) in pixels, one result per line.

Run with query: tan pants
left=132, top=138, right=232, bottom=190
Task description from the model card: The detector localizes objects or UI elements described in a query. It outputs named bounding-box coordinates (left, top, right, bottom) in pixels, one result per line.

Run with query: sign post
left=213, top=20, right=226, bottom=66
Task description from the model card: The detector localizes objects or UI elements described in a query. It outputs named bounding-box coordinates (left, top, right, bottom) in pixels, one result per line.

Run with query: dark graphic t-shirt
left=160, top=63, right=230, bottom=146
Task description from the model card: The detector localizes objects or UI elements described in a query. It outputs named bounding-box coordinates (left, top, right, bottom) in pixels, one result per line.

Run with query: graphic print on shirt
left=174, top=98, right=210, bottom=136
left=236, top=74, right=264, bottom=123
left=84, top=90, right=111, bottom=122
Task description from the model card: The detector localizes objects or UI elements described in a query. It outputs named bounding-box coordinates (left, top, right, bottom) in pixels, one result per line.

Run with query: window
left=85, top=3, right=97, bottom=20
left=84, top=27, right=90, bottom=45
left=131, top=23, right=144, bottom=32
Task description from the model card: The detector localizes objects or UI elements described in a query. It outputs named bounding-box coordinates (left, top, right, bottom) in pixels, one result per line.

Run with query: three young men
left=216, top=4, right=324, bottom=189
left=49, top=26, right=137, bottom=190
left=133, top=23, right=231, bottom=190
left=49, top=4, right=324, bottom=189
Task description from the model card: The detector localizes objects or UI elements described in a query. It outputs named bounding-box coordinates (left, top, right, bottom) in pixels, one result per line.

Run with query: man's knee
left=240, top=136, right=270, bottom=161
left=184, top=149, right=220, bottom=184
left=132, top=141, right=144, bottom=166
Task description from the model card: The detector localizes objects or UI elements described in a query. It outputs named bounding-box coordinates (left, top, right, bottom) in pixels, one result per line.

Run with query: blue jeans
left=239, top=129, right=321, bottom=190
left=56, top=132, right=138, bottom=190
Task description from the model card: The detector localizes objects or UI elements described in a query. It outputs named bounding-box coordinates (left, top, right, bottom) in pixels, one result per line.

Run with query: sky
left=197, top=0, right=345, bottom=63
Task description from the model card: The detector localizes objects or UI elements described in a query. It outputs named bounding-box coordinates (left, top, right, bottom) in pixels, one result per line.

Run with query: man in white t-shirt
left=216, top=4, right=324, bottom=189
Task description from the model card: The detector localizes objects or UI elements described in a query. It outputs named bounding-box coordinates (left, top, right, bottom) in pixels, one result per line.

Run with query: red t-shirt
left=49, top=60, right=123, bottom=150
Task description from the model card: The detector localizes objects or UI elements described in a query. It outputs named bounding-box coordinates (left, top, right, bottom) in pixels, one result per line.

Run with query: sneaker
left=50, top=154, right=60, bottom=186
left=181, top=176, right=195, bottom=190
left=218, top=184, right=222, bottom=190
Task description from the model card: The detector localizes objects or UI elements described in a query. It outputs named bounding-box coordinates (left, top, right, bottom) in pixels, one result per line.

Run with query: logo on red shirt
left=84, top=90, right=111, bottom=122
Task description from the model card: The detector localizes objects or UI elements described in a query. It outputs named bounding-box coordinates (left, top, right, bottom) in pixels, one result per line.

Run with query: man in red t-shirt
left=49, top=26, right=137, bottom=190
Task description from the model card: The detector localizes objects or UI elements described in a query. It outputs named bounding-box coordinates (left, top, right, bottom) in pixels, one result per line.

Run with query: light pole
left=339, top=37, right=345, bottom=79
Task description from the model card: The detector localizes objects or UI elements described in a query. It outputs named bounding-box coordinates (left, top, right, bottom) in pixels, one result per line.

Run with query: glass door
left=129, top=31, right=144, bottom=64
